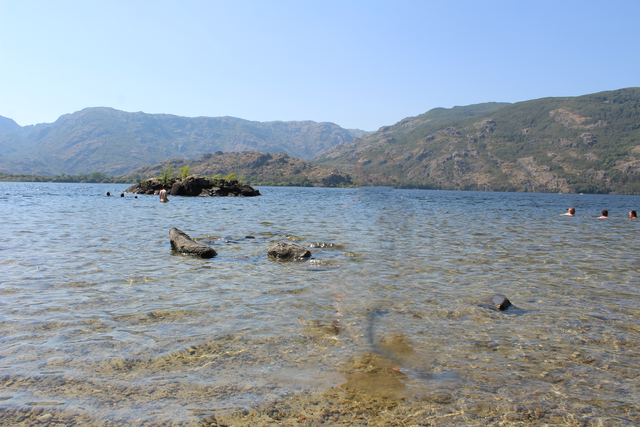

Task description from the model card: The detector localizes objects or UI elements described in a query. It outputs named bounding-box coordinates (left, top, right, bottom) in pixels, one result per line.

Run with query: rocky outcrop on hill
left=125, top=175, right=261, bottom=197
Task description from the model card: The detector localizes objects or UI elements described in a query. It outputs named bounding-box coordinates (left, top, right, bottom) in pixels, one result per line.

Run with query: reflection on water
left=1, top=183, right=639, bottom=425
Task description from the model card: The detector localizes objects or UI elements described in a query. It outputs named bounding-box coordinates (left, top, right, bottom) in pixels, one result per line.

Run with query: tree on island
left=179, top=166, right=191, bottom=180
left=159, top=163, right=174, bottom=187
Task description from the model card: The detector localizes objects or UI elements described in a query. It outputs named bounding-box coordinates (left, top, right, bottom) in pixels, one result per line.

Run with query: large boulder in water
left=268, top=242, right=311, bottom=260
left=208, top=182, right=261, bottom=197
left=170, top=227, right=217, bottom=258
left=170, top=175, right=210, bottom=197
left=125, top=178, right=165, bottom=195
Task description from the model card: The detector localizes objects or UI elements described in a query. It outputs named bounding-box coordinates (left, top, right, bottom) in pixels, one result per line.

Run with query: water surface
left=1, top=183, right=639, bottom=425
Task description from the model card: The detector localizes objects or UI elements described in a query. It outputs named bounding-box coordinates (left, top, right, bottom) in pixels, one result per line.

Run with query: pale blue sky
left=1, top=0, right=638, bottom=131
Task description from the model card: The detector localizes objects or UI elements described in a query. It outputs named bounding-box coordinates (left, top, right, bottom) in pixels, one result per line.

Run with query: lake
left=1, top=183, right=639, bottom=426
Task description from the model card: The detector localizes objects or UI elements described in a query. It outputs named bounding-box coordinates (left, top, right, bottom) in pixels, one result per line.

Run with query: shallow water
left=1, top=183, right=639, bottom=425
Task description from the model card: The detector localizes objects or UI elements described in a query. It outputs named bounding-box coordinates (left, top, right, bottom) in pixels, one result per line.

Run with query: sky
left=1, top=1, right=639, bottom=131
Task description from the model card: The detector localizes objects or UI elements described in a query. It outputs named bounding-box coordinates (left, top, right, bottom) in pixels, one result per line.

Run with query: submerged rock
left=480, top=295, right=513, bottom=311
left=170, top=227, right=217, bottom=258
left=268, top=242, right=311, bottom=260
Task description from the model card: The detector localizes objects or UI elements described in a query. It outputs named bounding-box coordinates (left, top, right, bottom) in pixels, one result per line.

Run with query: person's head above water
left=600, top=209, right=609, bottom=218
left=630, top=210, right=638, bottom=219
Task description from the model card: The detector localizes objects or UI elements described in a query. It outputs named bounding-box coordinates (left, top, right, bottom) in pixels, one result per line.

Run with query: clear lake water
left=1, top=183, right=639, bottom=425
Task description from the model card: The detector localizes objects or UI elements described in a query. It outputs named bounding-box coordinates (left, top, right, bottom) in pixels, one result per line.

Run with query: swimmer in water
left=159, top=188, right=169, bottom=203
left=598, top=209, right=609, bottom=218
left=630, top=210, right=637, bottom=219
left=562, top=207, right=575, bottom=216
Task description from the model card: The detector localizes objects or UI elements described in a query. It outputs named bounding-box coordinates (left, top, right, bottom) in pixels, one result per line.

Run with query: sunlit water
left=1, top=183, right=639, bottom=425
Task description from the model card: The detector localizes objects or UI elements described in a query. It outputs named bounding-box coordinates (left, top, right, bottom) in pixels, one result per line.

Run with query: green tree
left=224, top=172, right=236, bottom=182
left=159, top=163, right=174, bottom=186
left=179, top=166, right=191, bottom=179
left=89, top=171, right=108, bottom=183
left=209, top=174, right=222, bottom=185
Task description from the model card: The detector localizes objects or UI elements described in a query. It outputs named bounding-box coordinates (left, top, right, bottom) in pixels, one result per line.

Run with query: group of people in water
left=106, top=189, right=167, bottom=201
left=107, top=190, right=637, bottom=217
left=562, top=207, right=637, bottom=219
left=106, top=191, right=138, bottom=199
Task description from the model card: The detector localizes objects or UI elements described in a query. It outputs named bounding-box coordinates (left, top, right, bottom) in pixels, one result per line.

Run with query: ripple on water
left=0, top=184, right=639, bottom=425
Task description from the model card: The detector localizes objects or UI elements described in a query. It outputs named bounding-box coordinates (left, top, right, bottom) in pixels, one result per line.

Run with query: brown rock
left=170, top=227, right=217, bottom=259
left=268, top=242, right=311, bottom=260
left=480, top=295, right=513, bottom=311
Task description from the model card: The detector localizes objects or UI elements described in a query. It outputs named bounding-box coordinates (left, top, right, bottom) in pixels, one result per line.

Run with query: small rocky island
left=125, top=175, right=261, bottom=197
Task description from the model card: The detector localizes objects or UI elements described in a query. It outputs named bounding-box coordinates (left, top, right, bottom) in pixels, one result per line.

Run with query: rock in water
left=170, top=175, right=209, bottom=197
left=268, top=242, right=311, bottom=260
left=125, top=175, right=261, bottom=197
left=480, top=295, right=513, bottom=311
left=170, top=227, right=217, bottom=258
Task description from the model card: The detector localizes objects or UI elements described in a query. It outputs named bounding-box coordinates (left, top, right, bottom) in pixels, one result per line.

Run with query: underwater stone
left=268, top=242, right=311, bottom=260
left=481, top=295, right=513, bottom=311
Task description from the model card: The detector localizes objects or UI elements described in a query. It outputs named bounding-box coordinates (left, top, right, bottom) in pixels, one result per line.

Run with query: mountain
left=0, top=108, right=366, bottom=176
left=123, top=151, right=353, bottom=187
left=0, top=116, right=20, bottom=134
left=314, top=88, right=640, bottom=194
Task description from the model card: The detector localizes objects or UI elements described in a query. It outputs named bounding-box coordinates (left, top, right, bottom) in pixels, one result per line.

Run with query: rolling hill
left=314, top=88, right=640, bottom=194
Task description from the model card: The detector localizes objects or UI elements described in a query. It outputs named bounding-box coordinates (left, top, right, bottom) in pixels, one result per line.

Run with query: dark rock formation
left=170, top=227, right=217, bottom=258
left=480, top=295, right=513, bottom=311
left=268, top=242, right=311, bottom=260
left=125, top=178, right=164, bottom=195
left=170, top=175, right=208, bottom=196
left=125, top=175, right=260, bottom=197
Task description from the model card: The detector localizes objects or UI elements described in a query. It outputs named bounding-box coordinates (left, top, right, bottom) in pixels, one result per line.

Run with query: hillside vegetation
left=124, top=151, right=353, bottom=187
left=315, top=88, right=640, bottom=194
left=0, top=108, right=364, bottom=176
left=0, top=171, right=130, bottom=183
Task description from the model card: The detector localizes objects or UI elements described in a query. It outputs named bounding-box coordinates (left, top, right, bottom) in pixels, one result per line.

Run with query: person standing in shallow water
left=562, top=207, right=576, bottom=216
left=159, top=187, right=169, bottom=203
left=598, top=209, right=609, bottom=218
